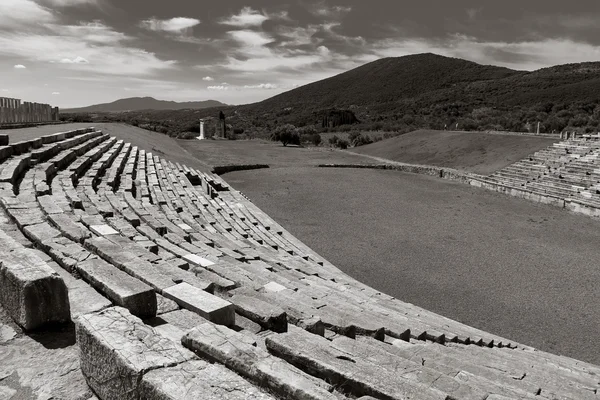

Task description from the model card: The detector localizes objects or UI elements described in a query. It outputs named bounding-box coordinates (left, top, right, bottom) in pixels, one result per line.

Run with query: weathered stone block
left=0, top=253, right=70, bottom=330
left=183, top=323, right=336, bottom=399
left=163, top=282, right=234, bottom=326
left=140, top=360, right=275, bottom=400
left=230, top=293, right=287, bottom=333
left=76, top=258, right=157, bottom=318
left=183, top=253, right=215, bottom=267
left=75, top=307, right=196, bottom=400
left=89, top=224, right=119, bottom=236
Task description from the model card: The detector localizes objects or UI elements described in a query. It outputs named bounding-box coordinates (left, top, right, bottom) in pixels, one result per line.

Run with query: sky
left=1, top=0, right=600, bottom=108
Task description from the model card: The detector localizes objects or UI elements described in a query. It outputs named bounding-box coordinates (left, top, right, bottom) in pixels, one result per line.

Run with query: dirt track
left=226, top=167, right=600, bottom=365
left=351, top=129, right=556, bottom=175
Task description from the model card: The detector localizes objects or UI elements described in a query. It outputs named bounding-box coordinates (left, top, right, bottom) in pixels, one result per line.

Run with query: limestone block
left=76, top=257, right=157, bottom=318
left=182, top=253, right=215, bottom=267
left=0, top=146, right=12, bottom=162
left=230, top=293, right=287, bottom=333
left=75, top=307, right=196, bottom=400
left=0, top=251, right=70, bottom=330
left=266, top=329, right=451, bottom=400
left=140, top=360, right=275, bottom=400
left=182, top=323, right=336, bottom=399
left=264, top=281, right=287, bottom=293
left=163, top=282, right=234, bottom=326
left=89, top=224, right=119, bottom=236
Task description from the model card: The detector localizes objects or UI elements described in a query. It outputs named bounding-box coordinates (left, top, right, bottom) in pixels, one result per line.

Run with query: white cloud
left=0, top=21, right=176, bottom=76
left=466, top=8, right=481, bottom=20
left=59, top=56, right=89, bottom=64
left=40, top=0, right=98, bottom=6
left=140, top=17, right=201, bottom=33
left=228, top=30, right=273, bottom=47
left=312, top=5, right=352, bottom=17
left=208, top=85, right=229, bottom=90
left=1, top=89, right=9, bottom=93
left=373, top=35, right=600, bottom=71
left=52, top=91, right=60, bottom=95
left=0, top=0, right=55, bottom=29
left=220, top=7, right=268, bottom=27
left=202, top=76, right=214, bottom=81
left=13, top=64, right=26, bottom=69
left=242, top=83, right=278, bottom=89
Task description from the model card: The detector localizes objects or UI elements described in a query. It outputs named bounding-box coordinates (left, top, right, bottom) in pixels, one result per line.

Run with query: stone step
left=265, top=328, right=455, bottom=400
left=76, top=257, right=157, bottom=318
left=0, top=234, right=70, bottom=330
left=163, top=282, right=235, bottom=326
left=182, top=322, right=338, bottom=399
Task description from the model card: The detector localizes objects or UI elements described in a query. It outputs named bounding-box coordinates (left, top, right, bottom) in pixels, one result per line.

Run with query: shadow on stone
left=26, top=321, right=76, bottom=350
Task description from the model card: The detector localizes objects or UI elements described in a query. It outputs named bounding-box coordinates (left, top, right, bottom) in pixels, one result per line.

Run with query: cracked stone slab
left=89, top=224, right=119, bottom=236
left=183, top=323, right=337, bottom=399
left=76, top=307, right=196, bottom=400
left=163, top=282, right=234, bottom=326
left=265, top=328, right=455, bottom=400
left=140, top=360, right=276, bottom=400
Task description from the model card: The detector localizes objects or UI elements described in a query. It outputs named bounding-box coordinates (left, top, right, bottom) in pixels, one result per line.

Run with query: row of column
left=560, top=132, right=578, bottom=140
left=0, top=97, right=59, bottom=124
left=0, top=97, right=21, bottom=108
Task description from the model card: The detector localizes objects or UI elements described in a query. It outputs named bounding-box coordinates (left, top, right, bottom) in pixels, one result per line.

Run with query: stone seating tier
left=1, top=128, right=599, bottom=399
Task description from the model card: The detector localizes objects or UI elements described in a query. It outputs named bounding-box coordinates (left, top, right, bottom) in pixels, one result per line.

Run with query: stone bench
left=76, top=257, right=157, bottom=318
left=0, top=230, right=70, bottom=330
left=76, top=307, right=273, bottom=400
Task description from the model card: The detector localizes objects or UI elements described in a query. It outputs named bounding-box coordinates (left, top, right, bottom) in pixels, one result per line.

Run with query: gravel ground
left=226, top=167, right=600, bottom=365
left=351, top=129, right=557, bottom=175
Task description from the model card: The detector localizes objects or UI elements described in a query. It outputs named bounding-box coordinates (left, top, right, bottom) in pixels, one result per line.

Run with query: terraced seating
left=1, top=127, right=599, bottom=399
left=487, top=138, right=600, bottom=210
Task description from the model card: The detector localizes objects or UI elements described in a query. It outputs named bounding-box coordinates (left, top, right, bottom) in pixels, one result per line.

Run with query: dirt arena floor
left=351, top=129, right=557, bottom=175
left=226, top=167, right=600, bottom=365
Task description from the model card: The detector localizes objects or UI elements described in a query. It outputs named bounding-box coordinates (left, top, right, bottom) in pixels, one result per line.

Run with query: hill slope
left=92, top=53, right=600, bottom=136
left=350, top=129, right=556, bottom=175
left=62, top=97, right=227, bottom=113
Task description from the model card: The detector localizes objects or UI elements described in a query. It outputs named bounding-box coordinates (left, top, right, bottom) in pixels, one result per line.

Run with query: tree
left=273, top=124, right=299, bottom=146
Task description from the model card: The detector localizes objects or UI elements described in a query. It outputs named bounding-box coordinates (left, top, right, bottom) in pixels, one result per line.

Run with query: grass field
left=226, top=167, right=600, bottom=365
left=350, top=129, right=557, bottom=175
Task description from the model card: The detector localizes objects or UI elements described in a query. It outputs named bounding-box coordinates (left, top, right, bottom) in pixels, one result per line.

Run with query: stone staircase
left=0, top=128, right=598, bottom=399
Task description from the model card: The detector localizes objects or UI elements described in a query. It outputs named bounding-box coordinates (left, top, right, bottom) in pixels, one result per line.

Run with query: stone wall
left=0, top=97, right=59, bottom=124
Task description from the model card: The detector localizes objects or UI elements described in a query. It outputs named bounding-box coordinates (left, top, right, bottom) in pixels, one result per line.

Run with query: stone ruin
left=0, top=127, right=598, bottom=399
left=0, top=97, right=59, bottom=125
left=215, top=111, right=226, bottom=138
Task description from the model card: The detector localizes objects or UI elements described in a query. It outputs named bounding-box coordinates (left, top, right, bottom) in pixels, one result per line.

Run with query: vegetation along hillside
left=63, top=53, right=600, bottom=138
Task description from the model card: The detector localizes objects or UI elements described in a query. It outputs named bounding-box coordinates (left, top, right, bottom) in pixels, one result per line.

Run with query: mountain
left=94, top=54, right=600, bottom=136
left=62, top=97, right=227, bottom=113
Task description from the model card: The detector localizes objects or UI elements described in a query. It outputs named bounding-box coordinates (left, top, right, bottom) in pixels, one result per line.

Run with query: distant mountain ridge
left=62, top=97, right=227, bottom=113
left=84, top=53, right=600, bottom=136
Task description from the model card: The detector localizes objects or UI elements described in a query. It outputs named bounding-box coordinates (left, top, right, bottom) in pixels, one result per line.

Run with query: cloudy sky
left=1, top=0, right=600, bottom=108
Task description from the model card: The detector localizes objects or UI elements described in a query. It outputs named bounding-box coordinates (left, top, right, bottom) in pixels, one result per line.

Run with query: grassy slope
left=350, top=129, right=557, bottom=175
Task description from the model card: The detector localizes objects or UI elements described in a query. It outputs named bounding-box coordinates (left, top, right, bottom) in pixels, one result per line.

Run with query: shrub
left=337, top=139, right=349, bottom=149
left=311, top=133, right=322, bottom=146
left=329, top=135, right=340, bottom=146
